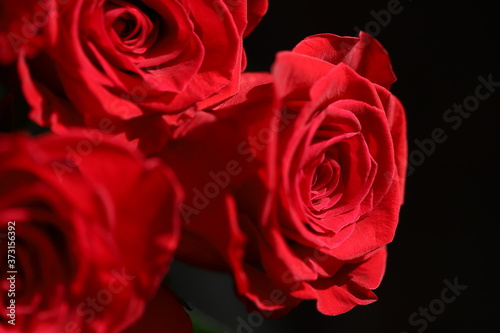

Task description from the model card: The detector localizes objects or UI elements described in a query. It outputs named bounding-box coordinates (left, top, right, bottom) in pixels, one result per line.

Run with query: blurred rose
left=0, top=131, right=184, bottom=332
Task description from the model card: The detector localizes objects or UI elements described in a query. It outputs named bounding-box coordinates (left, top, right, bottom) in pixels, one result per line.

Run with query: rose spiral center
left=309, top=150, right=341, bottom=212
left=113, top=14, right=137, bottom=38
left=104, top=0, right=159, bottom=54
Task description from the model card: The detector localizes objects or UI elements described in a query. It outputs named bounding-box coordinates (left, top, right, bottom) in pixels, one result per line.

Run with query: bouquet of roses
left=0, top=0, right=407, bottom=332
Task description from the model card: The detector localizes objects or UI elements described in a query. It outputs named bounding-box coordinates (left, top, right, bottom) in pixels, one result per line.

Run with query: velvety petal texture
left=0, top=131, right=184, bottom=332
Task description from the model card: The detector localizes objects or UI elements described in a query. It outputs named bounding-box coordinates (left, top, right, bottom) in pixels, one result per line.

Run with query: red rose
left=0, top=131, right=184, bottom=332
left=4, top=0, right=267, bottom=154
left=162, top=32, right=406, bottom=316
left=242, top=32, right=407, bottom=315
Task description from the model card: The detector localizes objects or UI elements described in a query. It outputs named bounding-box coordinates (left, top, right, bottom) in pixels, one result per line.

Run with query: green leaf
left=188, top=306, right=235, bottom=333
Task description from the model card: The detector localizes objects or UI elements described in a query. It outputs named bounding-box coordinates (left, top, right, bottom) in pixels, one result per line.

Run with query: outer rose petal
left=123, top=288, right=192, bottom=333
left=293, top=247, right=387, bottom=315
left=381, top=91, right=408, bottom=203
left=292, top=31, right=397, bottom=89
left=195, top=0, right=269, bottom=109
left=243, top=0, right=268, bottom=37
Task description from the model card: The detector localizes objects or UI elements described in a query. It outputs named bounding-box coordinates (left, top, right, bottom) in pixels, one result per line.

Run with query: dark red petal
left=0, top=0, right=57, bottom=64
left=123, top=288, right=192, bottom=333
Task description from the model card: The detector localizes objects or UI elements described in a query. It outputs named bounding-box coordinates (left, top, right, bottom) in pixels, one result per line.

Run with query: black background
left=170, top=1, right=500, bottom=332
